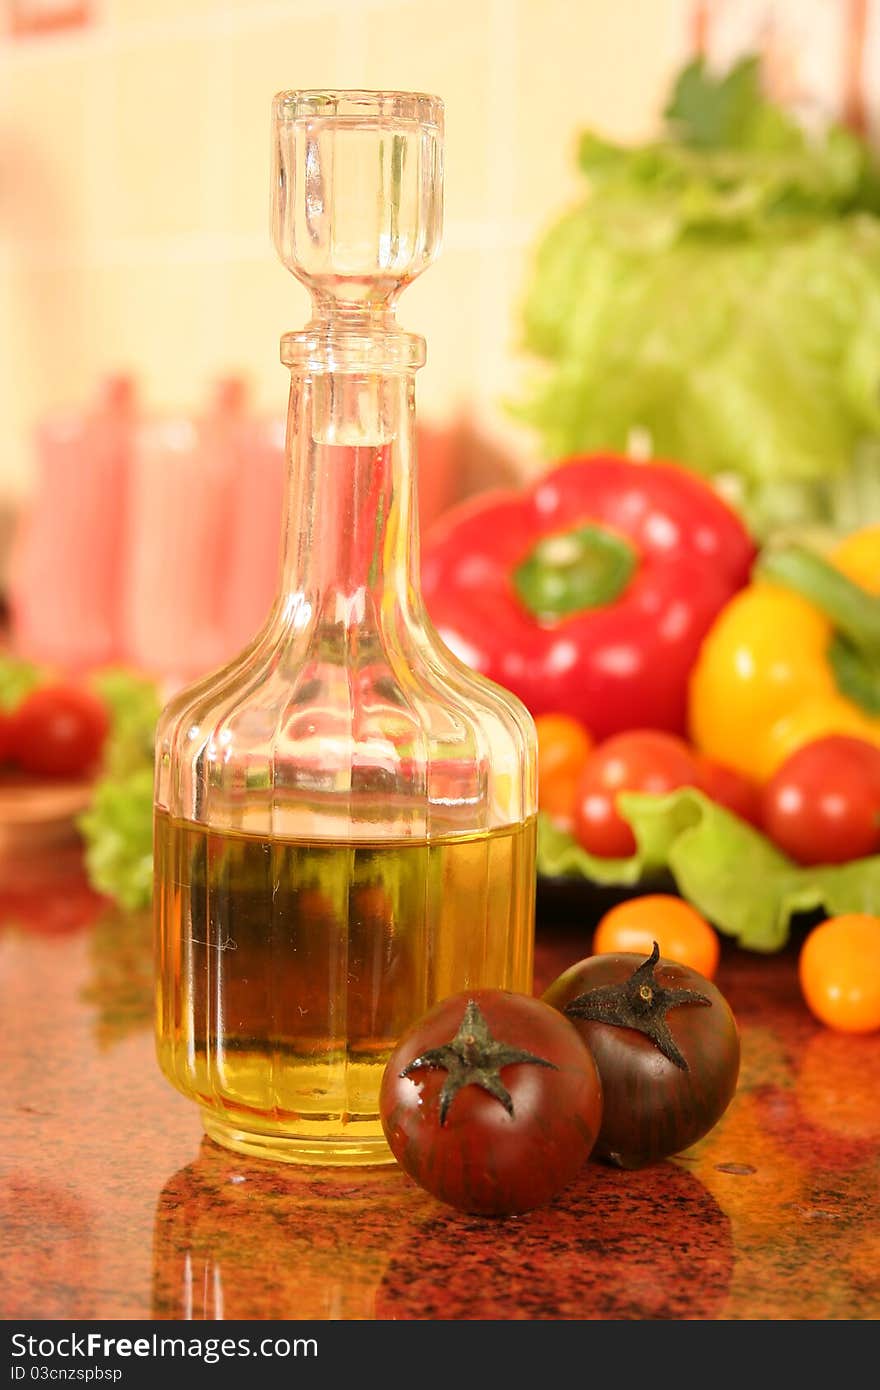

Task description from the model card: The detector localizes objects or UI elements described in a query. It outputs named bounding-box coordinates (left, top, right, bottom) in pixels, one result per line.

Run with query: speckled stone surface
left=1, top=849, right=878, bottom=1320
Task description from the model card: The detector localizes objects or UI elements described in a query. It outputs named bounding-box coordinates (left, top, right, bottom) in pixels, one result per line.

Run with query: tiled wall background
left=0, top=0, right=694, bottom=505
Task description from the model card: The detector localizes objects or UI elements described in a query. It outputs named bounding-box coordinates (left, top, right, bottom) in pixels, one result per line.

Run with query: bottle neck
left=277, top=369, right=421, bottom=621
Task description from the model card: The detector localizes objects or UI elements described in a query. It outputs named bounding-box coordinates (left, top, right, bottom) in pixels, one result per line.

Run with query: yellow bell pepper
left=689, top=525, right=880, bottom=782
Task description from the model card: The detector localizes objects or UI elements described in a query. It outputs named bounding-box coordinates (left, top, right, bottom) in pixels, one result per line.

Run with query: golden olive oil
left=154, top=810, right=536, bottom=1165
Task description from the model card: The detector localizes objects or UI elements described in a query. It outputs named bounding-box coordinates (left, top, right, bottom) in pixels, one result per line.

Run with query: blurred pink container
left=9, top=377, right=135, bottom=671
left=9, top=378, right=463, bottom=685
left=121, top=379, right=248, bottom=683
left=223, top=415, right=286, bottom=652
left=122, top=418, right=231, bottom=683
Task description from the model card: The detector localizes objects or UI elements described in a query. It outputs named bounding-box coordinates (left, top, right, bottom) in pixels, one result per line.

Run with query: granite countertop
left=1, top=844, right=878, bottom=1321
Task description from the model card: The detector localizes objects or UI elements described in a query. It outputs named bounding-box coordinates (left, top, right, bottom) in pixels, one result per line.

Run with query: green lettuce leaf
left=0, top=655, right=46, bottom=712
left=514, top=56, right=880, bottom=537
left=665, top=55, right=802, bottom=152
left=87, top=668, right=161, bottom=779
left=537, top=790, right=880, bottom=952
left=77, top=669, right=161, bottom=910
left=78, top=765, right=154, bottom=911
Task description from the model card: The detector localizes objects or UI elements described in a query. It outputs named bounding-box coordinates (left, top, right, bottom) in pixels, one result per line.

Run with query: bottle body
left=155, top=816, right=535, bottom=1163
left=153, top=88, right=537, bottom=1165
left=154, top=377, right=536, bottom=1165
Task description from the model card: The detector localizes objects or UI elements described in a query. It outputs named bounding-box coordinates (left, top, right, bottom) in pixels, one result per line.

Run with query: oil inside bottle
left=154, top=809, right=536, bottom=1165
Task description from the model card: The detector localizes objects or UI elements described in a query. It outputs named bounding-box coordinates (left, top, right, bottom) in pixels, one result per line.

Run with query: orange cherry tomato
left=593, top=894, right=720, bottom=980
left=798, top=914, right=880, bottom=1034
left=535, top=713, right=592, bottom=826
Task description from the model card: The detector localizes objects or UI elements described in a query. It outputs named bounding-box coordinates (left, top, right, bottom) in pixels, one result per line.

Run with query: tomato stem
left=564, top=942, right=711, bottom=1071
left=401, top=999, right=558, bottom=1125
left=513, top=524, right=637, bottom=621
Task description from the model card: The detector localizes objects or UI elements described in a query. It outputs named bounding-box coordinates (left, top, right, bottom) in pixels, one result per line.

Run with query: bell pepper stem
left=758, top=546, right=880, bottom=655
left=513, top=524, right=637, bottom=622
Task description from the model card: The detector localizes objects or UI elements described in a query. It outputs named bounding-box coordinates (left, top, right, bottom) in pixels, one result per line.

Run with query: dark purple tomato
left=543, top=948, right=740, bottom=1168
left=379, top=989, right=603, bottom=1216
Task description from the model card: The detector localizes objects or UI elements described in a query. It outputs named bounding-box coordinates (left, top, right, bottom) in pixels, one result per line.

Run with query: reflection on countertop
left=1, top=846, right=878, bottom=1320
left=153, top=1139, right=734, bottom=1320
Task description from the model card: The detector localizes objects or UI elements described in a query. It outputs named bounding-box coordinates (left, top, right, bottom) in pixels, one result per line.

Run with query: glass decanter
left=154, top=89, right=537, bottom=1166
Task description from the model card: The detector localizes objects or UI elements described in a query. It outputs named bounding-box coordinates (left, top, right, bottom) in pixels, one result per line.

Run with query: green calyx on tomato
left=563, top=941, right=711, bottom=1072
left=401, top=998, right=557, bottom=1125
left=759, top=546, right=880, bottom=717
left=513, top=523, right=637, bottom=622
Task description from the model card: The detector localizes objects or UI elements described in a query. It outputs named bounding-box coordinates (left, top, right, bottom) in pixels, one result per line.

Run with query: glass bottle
left=153, top=90, right=537, bottom=1166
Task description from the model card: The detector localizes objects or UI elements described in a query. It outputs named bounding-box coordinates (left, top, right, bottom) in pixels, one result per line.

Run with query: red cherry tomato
left=543, top=948, right=739, bottom=1168
left=379, top=989, right=603, bottom=1216
left=761, top=737, right=880, bottom=866
left=574, top=730, right=702, bottom=858
left=10, top=684, right=109, bottom=779
left=696, top=756, right=761, bottom=826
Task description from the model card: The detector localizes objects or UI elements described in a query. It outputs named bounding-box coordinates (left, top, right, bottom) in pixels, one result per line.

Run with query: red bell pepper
left=421, top=456, right=755, bottom=739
